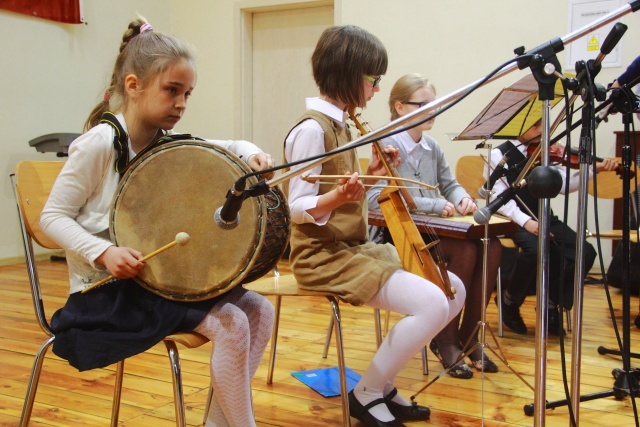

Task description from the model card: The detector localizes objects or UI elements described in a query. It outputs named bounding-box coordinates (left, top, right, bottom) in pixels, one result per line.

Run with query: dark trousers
left=502, top=216, right=597, bottom=310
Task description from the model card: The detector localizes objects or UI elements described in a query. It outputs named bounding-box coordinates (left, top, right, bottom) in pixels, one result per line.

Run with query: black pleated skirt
left=50, top=279, right=221, bottom=371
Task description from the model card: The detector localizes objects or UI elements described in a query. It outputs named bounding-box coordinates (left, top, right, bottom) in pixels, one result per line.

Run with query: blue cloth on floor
left=291, top=366, right=361, bottom=397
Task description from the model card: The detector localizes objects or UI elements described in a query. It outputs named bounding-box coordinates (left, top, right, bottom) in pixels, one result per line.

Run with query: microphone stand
left=537, top=80, right=640, bottom=426
left=521, top=23, right=637, bottom=426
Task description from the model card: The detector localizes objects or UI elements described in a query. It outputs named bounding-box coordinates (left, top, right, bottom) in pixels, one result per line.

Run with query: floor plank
left=1, top=259, right=639, bottom=426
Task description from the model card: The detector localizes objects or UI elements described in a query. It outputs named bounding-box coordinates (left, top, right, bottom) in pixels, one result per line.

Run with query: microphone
left=594, top=22, right=627, bottom=67
left=478, top=153, right=509, bottom=199
left=214, top=177, right=247, bottom=230
left=473, top=184, right=522, bottom=225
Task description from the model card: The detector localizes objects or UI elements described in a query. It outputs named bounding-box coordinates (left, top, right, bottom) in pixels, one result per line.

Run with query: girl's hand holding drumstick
left=82, top=232, right=191, bottom=294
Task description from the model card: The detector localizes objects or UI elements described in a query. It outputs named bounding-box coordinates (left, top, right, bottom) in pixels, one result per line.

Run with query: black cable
left=555, top=79, right=576, bottom=427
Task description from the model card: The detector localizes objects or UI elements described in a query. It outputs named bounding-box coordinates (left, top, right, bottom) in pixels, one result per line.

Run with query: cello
left=348, top=107, right=456, bottom=299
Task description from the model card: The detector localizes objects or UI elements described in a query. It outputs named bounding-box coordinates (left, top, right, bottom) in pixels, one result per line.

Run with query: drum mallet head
left=175, top=232, right=191, bottom=245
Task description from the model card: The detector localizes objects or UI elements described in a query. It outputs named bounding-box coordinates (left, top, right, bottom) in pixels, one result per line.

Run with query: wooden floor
left=1, top=258, right=640, bottom=427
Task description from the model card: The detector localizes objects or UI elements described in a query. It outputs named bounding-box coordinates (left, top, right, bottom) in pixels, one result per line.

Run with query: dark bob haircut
left=311, top=25, right=388, bottom=108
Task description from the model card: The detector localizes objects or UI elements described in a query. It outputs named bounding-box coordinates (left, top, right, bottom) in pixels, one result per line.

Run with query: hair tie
left=103, top=91, right=110, bottom=101
left=140, top=23, right=153, bottom=34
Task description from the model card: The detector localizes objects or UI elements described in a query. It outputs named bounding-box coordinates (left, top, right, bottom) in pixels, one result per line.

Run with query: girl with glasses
left=368, top=73, right=501, bottom=379
left=283, top=27, right=465, bottom=427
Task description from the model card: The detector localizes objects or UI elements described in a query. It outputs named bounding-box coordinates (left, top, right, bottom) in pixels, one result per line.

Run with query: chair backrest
left=587, top=157, right=628, bottom=200
left=14, top=161, right=64, bottom=249
left=455, top=155, right=486, bottom=199
left=359, top=157, right=370, bottom=173
left=12, top=161, right=65, bottom=335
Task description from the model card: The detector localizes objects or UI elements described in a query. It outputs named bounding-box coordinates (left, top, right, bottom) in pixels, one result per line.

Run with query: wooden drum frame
left=110, top=140, right=290, bottom=301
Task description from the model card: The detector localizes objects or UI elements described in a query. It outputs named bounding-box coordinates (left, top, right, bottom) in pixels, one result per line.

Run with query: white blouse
left=41, top=113, right=263, bottom=294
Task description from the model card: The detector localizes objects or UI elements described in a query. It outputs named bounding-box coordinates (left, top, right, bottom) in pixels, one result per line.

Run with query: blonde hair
left=388, top=73, right=436, bottom=121
left=84, top=17, right=196, bottom=131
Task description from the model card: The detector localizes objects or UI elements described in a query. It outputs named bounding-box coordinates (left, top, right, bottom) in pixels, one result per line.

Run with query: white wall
left=0, top=1, right=174, bottom=263
left=2, top=0, right=638, bottom=270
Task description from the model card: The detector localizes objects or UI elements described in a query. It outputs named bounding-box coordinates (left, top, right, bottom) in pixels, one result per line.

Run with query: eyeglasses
left=403, top=101, right=441, bottom=114
left=403, top=101, right=433, bottom=109
left=363, top=75, right=382, bottom=88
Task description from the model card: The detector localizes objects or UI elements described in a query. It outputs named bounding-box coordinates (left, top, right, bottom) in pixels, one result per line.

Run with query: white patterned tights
left=194, top=287, right=274, bottom=427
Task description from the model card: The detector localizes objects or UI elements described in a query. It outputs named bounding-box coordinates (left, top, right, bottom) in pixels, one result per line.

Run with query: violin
left=526, top=143, right=630, bottom=178
left=348, top=107, right=456, bottom=299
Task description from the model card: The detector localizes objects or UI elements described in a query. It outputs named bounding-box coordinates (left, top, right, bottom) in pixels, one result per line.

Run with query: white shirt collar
left=395, top=130, right=431, bottom=155
left=305, top=97, right=347, bottom=126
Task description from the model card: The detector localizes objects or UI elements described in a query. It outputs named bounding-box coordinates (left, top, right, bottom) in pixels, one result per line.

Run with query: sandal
left=469, top=356, right=499, bottom=373
left=466, top=344, right=499, bottom=373
left=429, top=341, right=473, bottom=379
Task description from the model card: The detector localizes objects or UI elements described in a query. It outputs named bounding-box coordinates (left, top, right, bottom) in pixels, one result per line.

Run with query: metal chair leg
left=202, top=382, right=213, bottom=425
left=110, top=360, right=125, bottom=427
left=373, top=308, right=382, bottom=348
left=421, top=346, right=429, bottom=375
left=267, top=295, right=282, bottom=384
left=323, top=315, right=334, bottom=358
left=19, top=336, right=54, bottom=427
left=326, top=308, right=382, bottom=359
left=327, top=296, right=351, bottom=427
left=164, top=340, right=187, bottom=427
left=497, top=267, right=504, bottom=337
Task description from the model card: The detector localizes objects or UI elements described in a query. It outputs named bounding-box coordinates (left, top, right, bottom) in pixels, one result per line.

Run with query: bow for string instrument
left=526, top=144, right=631, bottom=178
left=347, top=107, right=456, bottom=299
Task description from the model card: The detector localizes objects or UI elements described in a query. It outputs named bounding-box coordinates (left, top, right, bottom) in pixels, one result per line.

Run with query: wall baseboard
left=0, top=250, right=65, bottom=267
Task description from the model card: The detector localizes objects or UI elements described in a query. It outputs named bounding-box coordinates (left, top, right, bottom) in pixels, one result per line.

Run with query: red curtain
left=0, top=0, right=82, bottom=24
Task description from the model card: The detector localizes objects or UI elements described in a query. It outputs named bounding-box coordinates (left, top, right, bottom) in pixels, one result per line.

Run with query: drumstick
left=81, top=232, right=191, bottom=294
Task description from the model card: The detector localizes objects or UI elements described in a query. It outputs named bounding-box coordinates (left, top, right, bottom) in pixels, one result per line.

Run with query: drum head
left=110, top=141, right=267, bottom=301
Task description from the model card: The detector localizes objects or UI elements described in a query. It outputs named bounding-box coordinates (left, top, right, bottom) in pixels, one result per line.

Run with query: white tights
left=353, top=270, right=465, bottom=422
left=194, top=287, right=274, bottom=427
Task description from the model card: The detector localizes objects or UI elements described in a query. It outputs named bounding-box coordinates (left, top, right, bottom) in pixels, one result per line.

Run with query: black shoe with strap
left=495, top=294, right=528, bottom=334
left=383, top=388, right=430, bottom=421
left=348, top=390, right=406, bottom=427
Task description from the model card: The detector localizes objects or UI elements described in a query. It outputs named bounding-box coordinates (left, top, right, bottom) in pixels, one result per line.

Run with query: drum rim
left=109, top=139, right=268, bottom=301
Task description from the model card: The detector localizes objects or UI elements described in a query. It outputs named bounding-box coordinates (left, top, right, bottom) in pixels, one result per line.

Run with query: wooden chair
left=243, top=274, right=352, bottom=426
left=587, top=166, right=639, bottom=243
left=11, top=161, right=210, bottom=427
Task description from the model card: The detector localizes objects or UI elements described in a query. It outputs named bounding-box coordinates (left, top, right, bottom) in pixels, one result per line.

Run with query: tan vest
left=283, top=110, right=366, bottom=244
left=283, top=110, right=401, bottom=305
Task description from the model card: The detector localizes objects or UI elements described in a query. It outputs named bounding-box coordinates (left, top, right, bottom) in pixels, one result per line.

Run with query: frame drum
left=110, top=140, right=290, bottom=301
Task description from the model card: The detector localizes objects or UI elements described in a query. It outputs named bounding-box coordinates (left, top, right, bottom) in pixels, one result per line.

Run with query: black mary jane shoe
left=348, top=390, right=406, bottom=427
left=384, top=388, right=430, bottom=421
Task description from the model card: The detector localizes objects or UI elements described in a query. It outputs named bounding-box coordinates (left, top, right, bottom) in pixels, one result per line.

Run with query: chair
left=243, top=274, right=352, bottom=426
left=587, top=167, right=639, bottom=243
left=11, top=161, right=210, bottom=427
